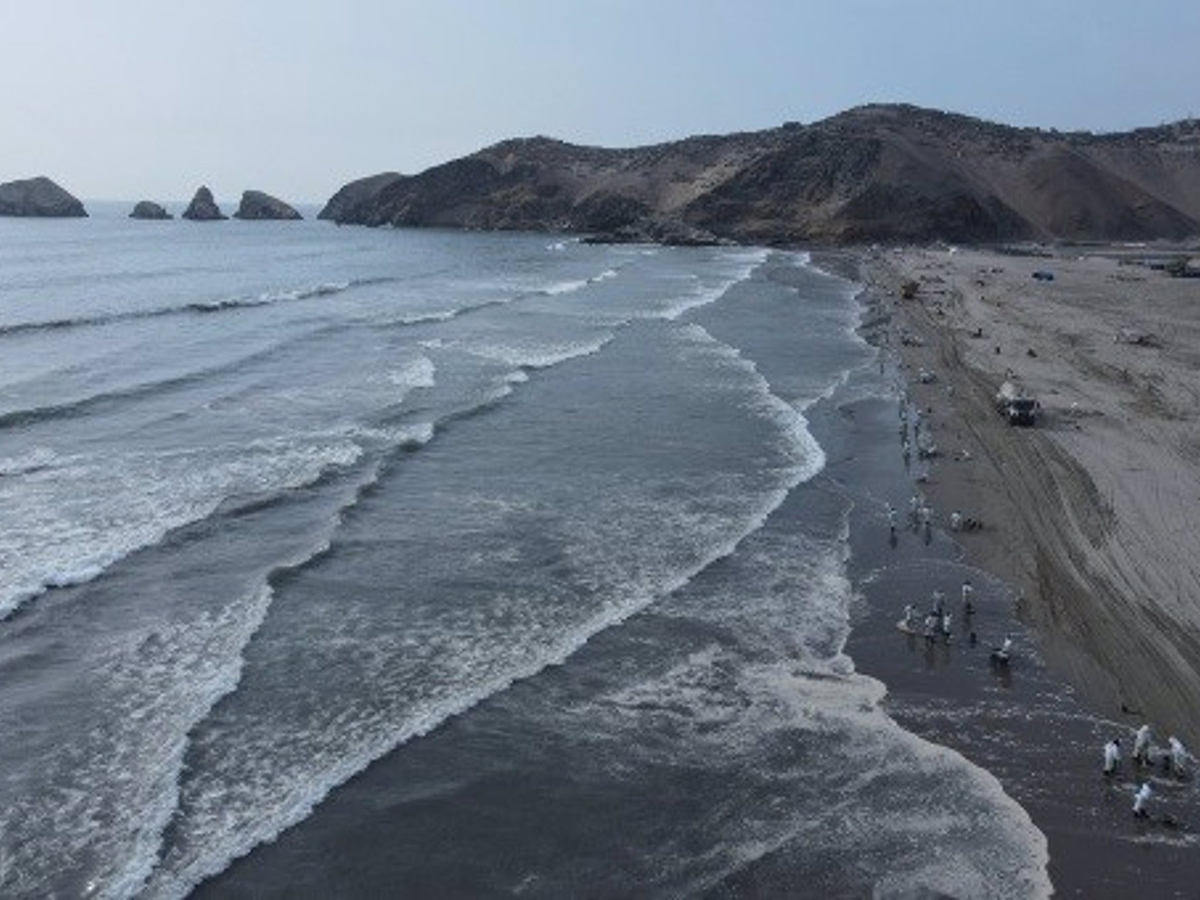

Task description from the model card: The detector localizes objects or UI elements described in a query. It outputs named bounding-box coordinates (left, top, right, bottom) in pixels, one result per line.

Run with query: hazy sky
left=4, top=0, right=1198, bottom=203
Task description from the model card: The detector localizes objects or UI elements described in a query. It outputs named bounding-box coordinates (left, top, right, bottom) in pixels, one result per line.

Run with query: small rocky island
left=130, top=201, right=172, bottom=220
left=233, top=190, right=302, bottom=220
left=0, top=176, right=87, bottom=217
left=182, top=186, right=227, bottom=221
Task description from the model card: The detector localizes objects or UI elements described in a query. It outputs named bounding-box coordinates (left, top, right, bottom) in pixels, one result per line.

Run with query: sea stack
left=233, top=190, right=302, bottom=220
left=182, top=186, right=227, bottom=221
left=129, top=201, right=172, bottom=220
left=0, top=176, right=87, bottom=217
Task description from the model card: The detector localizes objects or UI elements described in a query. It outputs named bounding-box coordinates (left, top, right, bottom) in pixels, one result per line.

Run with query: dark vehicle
left=1031, top=270, right=1055, bottom=282
left=996, top=381, right=1038, bottom=426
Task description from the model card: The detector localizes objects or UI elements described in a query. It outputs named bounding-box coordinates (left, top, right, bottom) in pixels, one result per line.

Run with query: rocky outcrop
left=233, top=190, right=302, bottom=220
left=317, top=172, right=404, bottom=222
left=129, top=201, right=172, bottom=220
left=321, top=104, right=1200, bottom=245
left=0, top=176, right=87, bottom=217
left=182, top=186, right=227, bottom=221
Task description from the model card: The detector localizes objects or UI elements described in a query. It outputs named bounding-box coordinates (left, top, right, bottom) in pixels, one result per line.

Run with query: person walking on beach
left=1133, top=724, right=1152, bottom=765
left=1168, top=736, right=1189, bottom=777
left=961, top=579, right=974, bottom=614
left=903, top=603, right=917, bottom=629
left=991, top=634, right=1013, bottom=665
left=1103, top=738, right=1122, bottom=776
left=941, top=611, right=952, bottom=641
left=909, top=494, right=920, bottom=526
left=1132, top=782, right=1152, bottom=819
left=886, top=503, right=897, bottom=537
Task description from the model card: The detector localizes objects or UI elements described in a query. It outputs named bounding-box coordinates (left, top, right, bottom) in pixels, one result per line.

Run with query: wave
left=0, top=322, right=355, bottom=432
left=0, top=446, right=58, bottom=476
left=462, top=333, right=615, bottom=370
left=0, top=277, right=397, bottom=340
left=139, top=320, right=827, bottom=898
left=540, top=267, right=620, bottom=296
left=0, top=438, right=368, bottom=621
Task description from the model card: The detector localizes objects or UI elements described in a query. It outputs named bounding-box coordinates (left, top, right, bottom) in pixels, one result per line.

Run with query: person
left=961, top=579, right=974, bottom=614
left=941, top=611, right=952, bottom=641
left=932, top=590, right=946, bottom=616
left=923, top=613, right=939, bottom=643
left=1103, top=738, right=1122, bottom=776
left=990, top=634, right=1013, bottom=665
left=903, top=603, right=917, bottom=629
left=886, top=503, right=897, bottom=535
left=1168, top=736, right=1188, bottom=777
left=950, top=510, right=963, bottom=531
left=909, top=494, right=921, bottom=523
left=1133, top=724, right=1152, bottom=765
left=1132, top=782, right=1152, bottom=818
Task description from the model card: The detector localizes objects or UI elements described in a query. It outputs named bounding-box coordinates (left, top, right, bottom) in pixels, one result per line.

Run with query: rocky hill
left=319, top=104, right=1200, bottom=244
left=0, top=176, right=87, bottom=217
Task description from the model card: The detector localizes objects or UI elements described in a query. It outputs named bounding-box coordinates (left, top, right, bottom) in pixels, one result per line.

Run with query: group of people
left=900, top=579, right=995, bottom=652
left=1103, top=728, right=1192, bottom=821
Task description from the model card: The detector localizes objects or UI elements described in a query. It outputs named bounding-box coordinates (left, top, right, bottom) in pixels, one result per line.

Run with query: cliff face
left=0, top=176, right=87, bottom=217
left=320, top=104, right=1200, bottom=244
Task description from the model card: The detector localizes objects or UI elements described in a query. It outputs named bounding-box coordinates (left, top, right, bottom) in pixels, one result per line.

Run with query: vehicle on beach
left=995, top=381, right=1038, bottom=426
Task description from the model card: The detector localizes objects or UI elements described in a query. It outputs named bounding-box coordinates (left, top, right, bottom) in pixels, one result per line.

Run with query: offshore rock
left=0, top=176, right=87, bottom=217
left=233, top=190, right=302, bottom=220
left=182, top=186, right=227, bottom=221
left=129, top=201, right=172, bottom=220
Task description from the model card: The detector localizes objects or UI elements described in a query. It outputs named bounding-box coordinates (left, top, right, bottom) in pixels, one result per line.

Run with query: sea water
left=0, top=206, right=1048, bottom=898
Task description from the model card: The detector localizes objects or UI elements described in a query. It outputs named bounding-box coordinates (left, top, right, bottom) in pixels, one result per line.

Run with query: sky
left=3, top=0, right=1199, bottom=203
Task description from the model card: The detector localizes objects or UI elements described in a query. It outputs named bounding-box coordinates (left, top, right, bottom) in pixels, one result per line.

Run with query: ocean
left=0, top=205, right=1048, bottom=898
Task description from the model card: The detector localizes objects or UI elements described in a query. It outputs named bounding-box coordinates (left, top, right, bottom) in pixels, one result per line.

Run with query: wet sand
left=828, top=247, right=1200, bottom=896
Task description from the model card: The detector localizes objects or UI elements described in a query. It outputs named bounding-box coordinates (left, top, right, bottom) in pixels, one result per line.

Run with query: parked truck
left=995, top=381, right=1038, bottom=426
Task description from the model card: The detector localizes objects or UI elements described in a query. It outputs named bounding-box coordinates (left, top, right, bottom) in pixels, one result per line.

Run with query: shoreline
left=816, top=246, right=1200, bottom=895
left=860, top=245, right=1200, bottom=745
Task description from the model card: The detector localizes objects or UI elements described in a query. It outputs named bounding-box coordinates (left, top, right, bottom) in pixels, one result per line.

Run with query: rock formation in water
left=319, top=104, right=1200, bottom=245
left=182, top=186, right=227, bottom=221
left=129, top=201, right=172, bottom=220
left=0, top=176, right=87, bottom=217
left=233, top=190, right=302, bottom=220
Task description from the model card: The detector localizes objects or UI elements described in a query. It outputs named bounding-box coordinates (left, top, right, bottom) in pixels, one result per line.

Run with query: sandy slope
left=865, top=246, right=1200, bottom=747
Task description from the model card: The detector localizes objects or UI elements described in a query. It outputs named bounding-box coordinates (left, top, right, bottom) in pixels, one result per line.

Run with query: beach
left=840, top=244, right=1200, bottom=894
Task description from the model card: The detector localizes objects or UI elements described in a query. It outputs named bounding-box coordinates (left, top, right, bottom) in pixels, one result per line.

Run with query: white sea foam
left=0, top=446, right=59, bottom=476
left=463, top=334, right=614, bottom=370
left=385, top=355, right=436, bottom=390
left=0, top=438, right=363, bottom=618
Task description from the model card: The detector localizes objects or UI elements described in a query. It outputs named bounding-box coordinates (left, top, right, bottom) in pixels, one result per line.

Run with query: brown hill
left=319, top=104, right=1200, bottom=244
